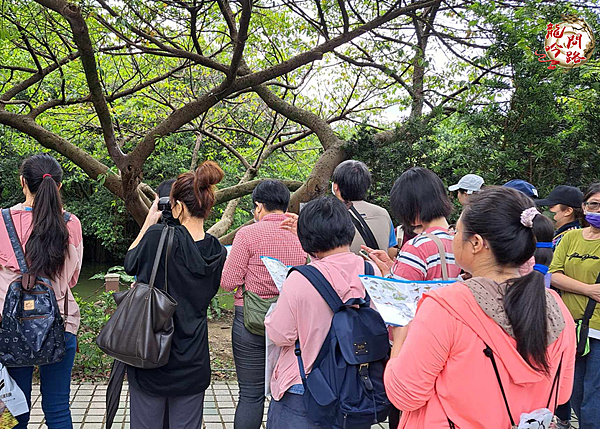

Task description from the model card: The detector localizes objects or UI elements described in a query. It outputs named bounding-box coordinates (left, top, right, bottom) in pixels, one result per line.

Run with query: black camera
left=158, top=197, right=171, bottom=211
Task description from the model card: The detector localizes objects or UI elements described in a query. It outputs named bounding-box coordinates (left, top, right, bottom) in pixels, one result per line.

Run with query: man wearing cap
left=448, top=174, right=484, bottom=206
left=503, top=179, right=539, bottom=199
left=536, top=185, right=584, bottom=249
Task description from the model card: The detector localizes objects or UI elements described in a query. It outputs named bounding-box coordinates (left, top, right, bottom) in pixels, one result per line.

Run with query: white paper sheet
left=260, top=256, right=290, bottom=292
left=260, top=256, right=292, bottom=396
left=359, top=275, right=453, bottom=326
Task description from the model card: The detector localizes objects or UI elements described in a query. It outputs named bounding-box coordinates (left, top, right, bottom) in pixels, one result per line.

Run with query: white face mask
left=331, top=183, right=336, bottom=196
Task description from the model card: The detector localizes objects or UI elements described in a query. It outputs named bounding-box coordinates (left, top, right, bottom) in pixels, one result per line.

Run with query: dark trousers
left=7, top=332, right=77, bottom=429
left=555, top=401, right=571, bottom=422
left=232, top=305, right=266, bottom=429
left=388, top=407, right=401, bottom=428
left=129, top=381, right=205, bottom=429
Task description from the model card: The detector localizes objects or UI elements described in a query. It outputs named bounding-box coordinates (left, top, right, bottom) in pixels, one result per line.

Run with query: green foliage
left=89, top=265, right=135, bottom=284
left=208, top=296, right=222, bottom=320
left=347, top=2, right=600, bottom=224
left=72, top=292, right=116, bottom=381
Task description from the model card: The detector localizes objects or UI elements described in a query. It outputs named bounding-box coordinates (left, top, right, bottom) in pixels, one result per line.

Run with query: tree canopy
left=1, top=0, right=599, bottom=256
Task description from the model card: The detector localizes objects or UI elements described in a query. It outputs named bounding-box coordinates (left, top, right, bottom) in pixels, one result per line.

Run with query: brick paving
left=27, top=381, right=578, bottom=429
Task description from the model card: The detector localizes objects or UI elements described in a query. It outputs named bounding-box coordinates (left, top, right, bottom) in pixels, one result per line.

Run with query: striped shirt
left=391, top=227, right=461, bottom=281
left=221, top=213, right=307, bottom=306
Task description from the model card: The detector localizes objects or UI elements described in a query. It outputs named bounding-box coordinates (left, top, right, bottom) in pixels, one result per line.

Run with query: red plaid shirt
left=221, top=213, right=307, bottom=306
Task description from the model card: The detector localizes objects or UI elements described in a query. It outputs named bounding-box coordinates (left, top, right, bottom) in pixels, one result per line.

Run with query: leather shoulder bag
left=97, top=226, right=178, bottom=369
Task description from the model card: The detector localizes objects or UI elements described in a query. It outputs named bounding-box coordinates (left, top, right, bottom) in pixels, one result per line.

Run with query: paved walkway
left=27, top=382, right=578, bottom=428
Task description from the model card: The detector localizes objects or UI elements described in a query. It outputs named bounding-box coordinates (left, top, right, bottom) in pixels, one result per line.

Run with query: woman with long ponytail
left=124, top=161, right=228, bottom=429
left=383, top=187, right=576, bottom=428
left=0, top=154, right=83, bottom=429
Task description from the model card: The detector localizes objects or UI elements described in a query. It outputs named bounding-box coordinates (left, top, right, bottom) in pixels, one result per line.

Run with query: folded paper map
left=260, top=256, right=291, bottom=292
left=359, top=275, right=454, bottom=326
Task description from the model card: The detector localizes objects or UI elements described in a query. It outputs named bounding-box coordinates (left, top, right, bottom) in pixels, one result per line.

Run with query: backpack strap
left=348, top=205, right=379, bottom=250
left=293, top=260, right=375, bottom=383
left=483, top=345, right=516, bottom=426
left=2, top=208, right=29, bottom=274
left=424, top=232, right=449, bottom=281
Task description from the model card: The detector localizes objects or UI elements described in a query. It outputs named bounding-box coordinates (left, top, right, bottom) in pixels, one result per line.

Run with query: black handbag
left=96, top=226, right=178, bottom=369
left=0, top=208, right=70, bottom=367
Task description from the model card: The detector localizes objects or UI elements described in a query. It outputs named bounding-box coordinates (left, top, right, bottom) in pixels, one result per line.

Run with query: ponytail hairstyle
left=20, top=154, right=69, bottom=279
left=170, top=161, right=224, bottom=219
left=461, top=187, right=554, bottom=373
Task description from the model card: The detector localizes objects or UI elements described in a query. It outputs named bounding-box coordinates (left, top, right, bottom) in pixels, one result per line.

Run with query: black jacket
left=124, top=224, right=226, bottom=396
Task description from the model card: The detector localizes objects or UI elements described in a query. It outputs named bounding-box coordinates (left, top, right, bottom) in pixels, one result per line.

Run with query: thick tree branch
left=215, top=179, right=303, bottom=205
left=36, top=0, right=125, bottom=167
left=0, top=110, right=121, bottom=196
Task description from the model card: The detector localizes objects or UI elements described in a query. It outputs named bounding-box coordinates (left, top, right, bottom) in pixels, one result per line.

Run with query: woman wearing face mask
left=221, top=180, right=306, bottom=429
left=549, top=183, right=600, bottom=428
left=535, top=185, right=584, bottom=250
left=124, top=161, right=228, bottom=429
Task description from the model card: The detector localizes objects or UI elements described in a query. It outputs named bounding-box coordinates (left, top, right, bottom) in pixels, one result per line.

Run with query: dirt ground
left=208, top=310, right=237, bottom=380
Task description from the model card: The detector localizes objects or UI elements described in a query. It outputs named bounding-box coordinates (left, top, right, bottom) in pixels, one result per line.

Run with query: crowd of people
left=0, top=154, right=599, bottom=429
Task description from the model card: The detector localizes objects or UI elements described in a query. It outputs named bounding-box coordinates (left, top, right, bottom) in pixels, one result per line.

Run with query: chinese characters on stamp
left=535, top=15, right=595, bottom=70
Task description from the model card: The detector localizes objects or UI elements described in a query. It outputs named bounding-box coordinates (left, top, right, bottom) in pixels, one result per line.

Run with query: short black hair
left=584, top=183, right=600, bottom=202
left=297, top=197, right=355, bottom=255
left=156, top=179, right=176, bottom=198
left=390, top=167, right=452, bottom=226
left=252, top=179, right=290, bottom=212
left=332, top=160, right=371, bottom=201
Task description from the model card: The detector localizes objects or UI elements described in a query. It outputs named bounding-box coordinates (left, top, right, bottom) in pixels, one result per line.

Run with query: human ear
left=469, top=233, right=487, bottom=253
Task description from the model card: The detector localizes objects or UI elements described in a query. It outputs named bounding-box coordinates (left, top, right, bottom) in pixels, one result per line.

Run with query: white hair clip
left=520, top=207, right=539, bottom=228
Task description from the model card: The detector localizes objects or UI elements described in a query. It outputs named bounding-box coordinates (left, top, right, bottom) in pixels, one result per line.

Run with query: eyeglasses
left=584, top=201, right=600, bottom=211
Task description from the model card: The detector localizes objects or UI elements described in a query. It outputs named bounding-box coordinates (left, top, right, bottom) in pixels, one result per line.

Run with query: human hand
left=361, top=245, right=394, bottom=276
left=390, top=324, right=411, bottom=358
left=585, top=283, right=600, bottom=302
left=280, top=212, right=299, bottom=235
left=392, top=324, right=410, bottom=344
left=144, top=198, right=163, bottom=227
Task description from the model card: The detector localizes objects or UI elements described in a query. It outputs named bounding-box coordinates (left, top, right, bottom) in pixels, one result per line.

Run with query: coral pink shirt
left=264, top=252, right=380, bottom=400
left=384, top=283, right=576, bottom=429
left=0, top=205, right=83, bottom=335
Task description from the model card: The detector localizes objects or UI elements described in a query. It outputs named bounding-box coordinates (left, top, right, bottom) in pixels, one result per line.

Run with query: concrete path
left=27, top=382, right=578, bottom=428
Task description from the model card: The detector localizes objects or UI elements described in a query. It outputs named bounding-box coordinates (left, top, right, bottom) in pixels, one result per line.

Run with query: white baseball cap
left=448, top=174, right=484, bottom=194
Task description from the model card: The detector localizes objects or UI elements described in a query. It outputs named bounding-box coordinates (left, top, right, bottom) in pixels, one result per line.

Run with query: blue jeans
left=266, top=392, right=371, bottom=429
left=7, top=333, right=77, bottom=429
left=266, top=392, right=322, bottom=429
left=571, top=337, right=600, bottom=428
